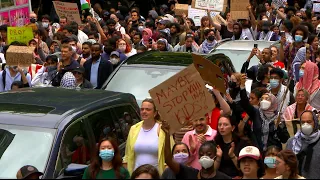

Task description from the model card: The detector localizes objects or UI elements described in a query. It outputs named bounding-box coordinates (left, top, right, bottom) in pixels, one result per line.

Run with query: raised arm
left=211, top=87, right=231, bottom=115
left=93, top=18, right=107, bottom=43
left=248, top=6, right=257, bottom=31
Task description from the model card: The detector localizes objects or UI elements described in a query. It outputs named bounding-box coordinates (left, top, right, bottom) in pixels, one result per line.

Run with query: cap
left=110, top=51, right=120, bottom=57
left=158, top=19, right=170, bottom=25
left=72, top=66, right=85, bottom=74
left=238, top=146, right=261, bottom=161
left=16, top=165, right=43, bottom=179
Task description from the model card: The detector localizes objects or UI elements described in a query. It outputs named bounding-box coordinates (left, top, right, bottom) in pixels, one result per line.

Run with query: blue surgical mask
left=264, top=156, right=276, bottom=168
left=299, top=69, right=304, bottom=78
left=269, top=79, right=279, bottom=89
left=295, top=35, right=303, bottom=42
left=99, top=149, right=114, bottom=161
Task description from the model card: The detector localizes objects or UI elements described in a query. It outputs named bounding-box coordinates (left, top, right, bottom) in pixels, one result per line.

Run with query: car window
left=55, top=119, right=92, bottom=177
left=86, top=109, right=125, bottom=147
left=112, top=105, right=140, bottom=140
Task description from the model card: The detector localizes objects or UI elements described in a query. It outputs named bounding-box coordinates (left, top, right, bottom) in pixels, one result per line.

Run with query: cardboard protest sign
left=175, top=4, right=189, bottom=16
left=6, top=46, right=35, bottom=67
left=285, top=119, right=301, bottom=137
left=7, top=27, right=34, bottom=45
left=149, top=65, right=215, bottom=134
left=53, top=1, right=81, bottom=25
left=230, top=0, right=249, bottom=20
left=192, top=54, right=226, bottom=94
left=191, top=0, right=227, bottom=12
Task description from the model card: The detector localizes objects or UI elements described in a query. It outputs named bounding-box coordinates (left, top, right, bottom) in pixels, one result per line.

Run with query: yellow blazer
left=123, top=121, right=175, bottom=175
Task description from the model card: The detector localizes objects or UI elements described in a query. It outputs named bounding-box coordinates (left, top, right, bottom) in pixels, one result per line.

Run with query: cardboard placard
left=175, top=4, right=189, bottom=16
left=192, top=54, right=226, bottom=94
left=230, top=0, right=249, bottom=11
left=53, top=1, right=81, bottom=25
left=6, top=46, right=35, bottom=67
left=191, top=0, right=227, bottom=12
left=230, top=11, right=249, bottom=20
left=7, top=27, right=34, bottom=45
left=285, top=119, right=301, bottom=138
left=149, top=65, right=215, bottom=134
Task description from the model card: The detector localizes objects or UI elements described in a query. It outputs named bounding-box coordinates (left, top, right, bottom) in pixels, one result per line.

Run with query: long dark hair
left=131, top=164, right=160, bottom=179
left=89, top=137, right=124, bottom=179
left=215, top=115, right=240, bottom=146
left=277, top=150, right=299, bottom=179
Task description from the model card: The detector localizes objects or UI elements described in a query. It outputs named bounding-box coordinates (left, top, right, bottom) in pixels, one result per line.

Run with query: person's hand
left=280, top=35, right=286, bottom=46
left=216, top=145, right=223, bottom=158
left=197, top=134, right=206, bottom=144
left=57, top=62, right=63, bottom=72
left=247, top=5, right=252, bottom=11
left=161, top=120, right=170, bottom=134
left=249, top=48, right=258, bottom=59
left=228, top=142, right=235, bottom=158
left=43, top=62, right=48, bottom=67
left=271, top=4, right=276, bottom=10
left=225, top=93, right=233, bottom=103
left=211, top=85, right=221, bottom=96
left=182, top=13, right=187, bottom=19
left=240, top=74, right=246, bottom=88
left=17, top=65, right=23, bottom=73
left=189, top=135, right=196, bottom=153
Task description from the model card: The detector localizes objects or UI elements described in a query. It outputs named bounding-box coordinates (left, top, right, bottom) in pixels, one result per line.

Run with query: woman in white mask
left=162, top=121, right=231, bottom=179
left=116, top=38, right=136, bottom=58
left=239, top=74, right=290, bottom=152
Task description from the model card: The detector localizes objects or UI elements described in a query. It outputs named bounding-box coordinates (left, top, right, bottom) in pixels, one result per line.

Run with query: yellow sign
left=7, top=27, right=34, bottom=45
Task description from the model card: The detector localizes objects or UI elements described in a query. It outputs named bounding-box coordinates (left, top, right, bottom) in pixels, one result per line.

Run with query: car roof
left=0, top=87, right=136, bottom=128
left=214, top=40, right=278, bottom=51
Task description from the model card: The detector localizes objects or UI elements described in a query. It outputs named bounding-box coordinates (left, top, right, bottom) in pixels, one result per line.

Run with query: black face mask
left=186, top=47, right=192, bottom=53
left=228, top=81, right=237, bottom=89
left=263, top=29, right=269, bottom=33
left=208, top=35, right=215, bottom=41
left=30, top=18, right=36, bottom=23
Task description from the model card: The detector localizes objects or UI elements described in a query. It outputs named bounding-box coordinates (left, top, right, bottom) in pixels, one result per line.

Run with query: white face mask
left=42, top=22, right=49, bottom=28
left=109, top=58, right=120, bottom=65
left=260, top=100, right=271, bottom=110
left=71, top=46, right=77, bottom=52
left=199, top=156, right=214, bottom=169
left=301, top=123, right=313, bottom=136
left=118, top=45, right=126, bottom=52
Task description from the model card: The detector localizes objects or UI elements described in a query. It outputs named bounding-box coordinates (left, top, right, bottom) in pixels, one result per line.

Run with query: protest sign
left=192, top=54, right=226, bottom=94
left=0, top=11, right=9, bottom=26
left=53, top=1, right=81, bottom=25
left=191, top=0, right=227, bottom=12
left=10, top=7, right=30, bottom=27
left=188, top=6, right=219, bottom=26
left=313, top=3, right=320, bottom=13
left=230, top=0, right=249, bottom=20
left=6, top=46, right=35, bottom=67
left=149, top=65, right=215, bottom=134
left=285, top=119, right=301, bottom=137
left=272, top=0, right=287, bottom=9
left=7, top=26, right=34, bottom=45
left=175, top=4, right=189, bottom=16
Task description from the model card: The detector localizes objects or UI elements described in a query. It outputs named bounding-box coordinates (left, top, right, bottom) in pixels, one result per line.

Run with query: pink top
left=181, top=126, right=217, bottom=170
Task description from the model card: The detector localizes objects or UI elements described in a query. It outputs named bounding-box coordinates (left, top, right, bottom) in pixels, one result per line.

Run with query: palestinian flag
left=80, top=0, right=90, bottom=10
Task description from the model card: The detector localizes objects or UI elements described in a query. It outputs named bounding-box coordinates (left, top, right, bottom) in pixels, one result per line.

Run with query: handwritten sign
left=175, top=4, right=189, bottom=16
left=272, top=0, right=287, bottom=9
left=285, top=119, right=301, bottom=137
left=188, top=6, right=219, bottom=26
left=6, top=46, right=35, bottom=67
left=313, top=3, right=320, bottom=13
left=192, top=0, right=226, bottom=12
left=53, top=1, right=81, bottom=24
left=149, top=65, right=215, bottom=134
left=7, top=27, right=34, bottom=45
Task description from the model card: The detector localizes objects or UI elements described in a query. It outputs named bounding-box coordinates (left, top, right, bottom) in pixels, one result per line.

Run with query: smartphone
left=149, top=38, right=153, bottom=45
left=280, top=31, right=285, bottom=37
left=254, top=44, right=258, bottom=49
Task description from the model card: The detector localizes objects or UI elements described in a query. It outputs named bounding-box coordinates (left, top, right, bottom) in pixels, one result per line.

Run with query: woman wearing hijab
left=286, top=110, right=320, bottom=179
left=156, top=38, right=173, bottom=52
left=239, top=74, right=290, bottom=152
left=292, top=46, right=314, bottom=82
left=139, top=28, right=155, bottom=50
left=294, top=61, right=320, bottom=110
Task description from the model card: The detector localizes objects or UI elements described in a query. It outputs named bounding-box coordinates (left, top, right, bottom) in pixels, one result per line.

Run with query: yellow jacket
left=123, top=121, right=175, bottom=175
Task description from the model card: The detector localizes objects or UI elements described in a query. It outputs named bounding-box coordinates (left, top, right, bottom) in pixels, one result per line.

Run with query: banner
left=6, top=46, right=35, bottom=67
left=192, top=0, right=226, bottom=12
left=149, top=64, right=215, bottom=134
left=0, top=11, right=10, bottom=26
left=53, top=1, right=82, bottom=25
left=9, top=7, right=29, bottom=27
left=7, top=26, right=34, bottom=45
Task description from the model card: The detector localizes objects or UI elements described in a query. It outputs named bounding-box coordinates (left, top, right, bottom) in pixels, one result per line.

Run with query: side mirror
left=57, top=163, right=88, bottom=179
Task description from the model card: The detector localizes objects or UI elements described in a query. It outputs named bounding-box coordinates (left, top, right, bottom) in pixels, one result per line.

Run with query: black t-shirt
left=220, top=25, right=233, bottom=39
left=176, top=164, right=231, bottom=179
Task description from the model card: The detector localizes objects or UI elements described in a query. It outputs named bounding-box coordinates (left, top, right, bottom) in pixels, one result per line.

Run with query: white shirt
left=77, top=30, right=89, bottom=44
left=0, top=67, right=32, bottom=92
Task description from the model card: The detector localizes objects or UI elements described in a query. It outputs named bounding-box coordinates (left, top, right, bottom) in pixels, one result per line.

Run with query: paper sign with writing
left=285, top=119, right=301, bottom=137
left=7, top=27, right=34, bottom=45
left=192, top=0, right=226, bottom=12
left=313, top=3, right=320, bottom=13
left=6, top=46, right=35, bottom=67
left=188, top=6, right=219, bottom=26
left=53, top=1, right=81, bottom=25
left=149, top=65, right=215, bottom=134
left=175, top=4, right=189, bottom=16
left=192, top=54, right=226, bottom=94
left=272, top=0, right=287, bottom=9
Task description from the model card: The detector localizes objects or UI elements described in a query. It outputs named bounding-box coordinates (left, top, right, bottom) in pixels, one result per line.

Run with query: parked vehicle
left=0, top=87, right=140, bottom=179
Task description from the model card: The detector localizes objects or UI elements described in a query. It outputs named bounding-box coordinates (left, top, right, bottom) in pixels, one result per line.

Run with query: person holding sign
left=123, top=98, right=175, bottom=175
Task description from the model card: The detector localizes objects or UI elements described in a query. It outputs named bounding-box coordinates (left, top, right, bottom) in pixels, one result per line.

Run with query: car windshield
left=106, top=65, right=182, bottom=106
left=212, top=49, right=260, bottom=72
left=0, top=124, right=56, bottom=178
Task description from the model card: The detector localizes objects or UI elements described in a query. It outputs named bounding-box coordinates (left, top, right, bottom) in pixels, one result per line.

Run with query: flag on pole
left=80, top=0, right=90, bottom=10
